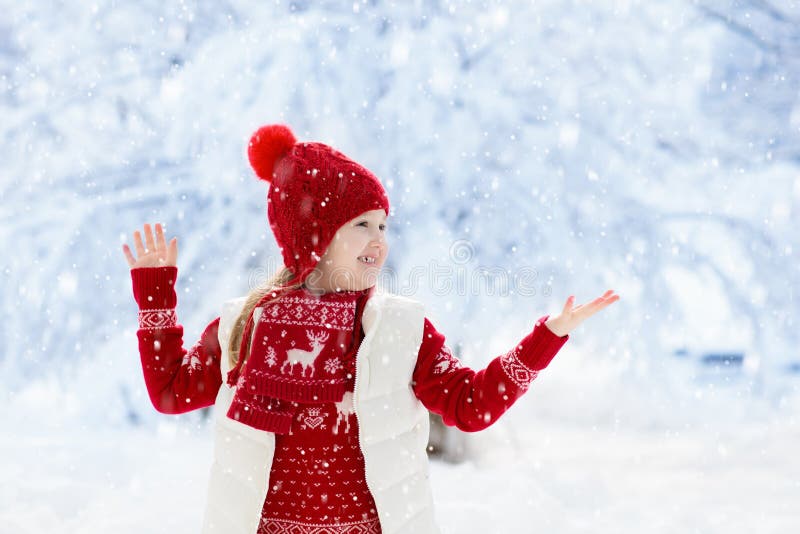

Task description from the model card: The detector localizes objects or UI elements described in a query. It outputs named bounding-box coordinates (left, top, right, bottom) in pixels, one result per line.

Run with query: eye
left=357, top=221, right=388, bottom=231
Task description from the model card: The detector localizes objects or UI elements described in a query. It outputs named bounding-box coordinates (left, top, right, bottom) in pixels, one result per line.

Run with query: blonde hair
left=227, top=267, right=303, bottom=370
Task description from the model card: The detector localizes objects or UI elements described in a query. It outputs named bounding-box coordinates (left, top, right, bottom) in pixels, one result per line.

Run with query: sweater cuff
left=131, top=266, right=178, bottom=310
left=516, top=314, right=569, bottom=371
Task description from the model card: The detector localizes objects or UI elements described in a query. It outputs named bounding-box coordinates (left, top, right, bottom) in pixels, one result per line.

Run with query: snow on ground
left=2, top=378, right=797, bottom=534
left=441, top=420, right=799, bottom=533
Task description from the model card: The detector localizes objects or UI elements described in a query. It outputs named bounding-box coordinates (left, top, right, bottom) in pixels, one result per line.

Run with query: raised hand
left=122, top=222, right=178, bottom=269
left=544, top=290, right=620, bottom=337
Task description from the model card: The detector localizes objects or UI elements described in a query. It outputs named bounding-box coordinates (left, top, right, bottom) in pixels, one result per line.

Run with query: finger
left=144, top=223, right=156, bottom=253
left=573, top=296, right=603, bottom=317
left=167, top=237, right=178, bottom=265
left=580, top=294, right=620, bottom=318
left=597, top=291, right=619, bottom=306
left=586, top=296, right=608, bottom=311
left=133, top=230, right=146, bottom=257
left=155, top=223, right=167, bottom=253
left=122, top=244, right=136, bottom=268
left=562, top=295, right=575, bottom=314
left=591, top=290, right=616, bottom=304
left=600, top=294, right=621, bottom=307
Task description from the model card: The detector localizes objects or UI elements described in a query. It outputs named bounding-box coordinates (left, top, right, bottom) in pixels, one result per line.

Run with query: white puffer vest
left=201, top=290, right=441, bottom=534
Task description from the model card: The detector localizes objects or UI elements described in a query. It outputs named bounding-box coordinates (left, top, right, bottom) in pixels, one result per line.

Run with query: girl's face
left=307, top=209, right=389, bottom=293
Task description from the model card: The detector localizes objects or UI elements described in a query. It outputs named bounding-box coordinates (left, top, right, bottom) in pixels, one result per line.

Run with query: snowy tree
left=0, top=0, right=796, bottom=424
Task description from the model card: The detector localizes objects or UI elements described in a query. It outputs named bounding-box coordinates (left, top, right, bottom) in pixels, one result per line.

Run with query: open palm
left=544, top=290, right=620, bottom=337
left=122, top=223, right=178, bottom=269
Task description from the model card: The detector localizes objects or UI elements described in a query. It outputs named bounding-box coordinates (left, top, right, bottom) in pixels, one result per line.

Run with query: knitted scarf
left=226, top=285, right=372, bottom=434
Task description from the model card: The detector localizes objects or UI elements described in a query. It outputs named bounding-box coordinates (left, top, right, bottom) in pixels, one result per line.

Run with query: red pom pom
left=248, top=124, right=297, bottom=182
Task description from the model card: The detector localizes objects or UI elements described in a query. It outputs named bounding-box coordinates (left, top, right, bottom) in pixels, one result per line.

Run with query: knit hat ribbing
left=226, top=124, right=390, bottom=388
left=247, top=124, right=391, bottom=285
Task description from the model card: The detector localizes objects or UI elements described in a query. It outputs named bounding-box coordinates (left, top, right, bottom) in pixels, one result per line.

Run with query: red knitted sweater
left=131, top=266, right=569, bottom=533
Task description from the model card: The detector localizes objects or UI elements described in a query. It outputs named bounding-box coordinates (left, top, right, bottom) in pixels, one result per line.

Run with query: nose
left=369, top=226, right=385, bottom=243
left=369, top=229, right=387, bottom=251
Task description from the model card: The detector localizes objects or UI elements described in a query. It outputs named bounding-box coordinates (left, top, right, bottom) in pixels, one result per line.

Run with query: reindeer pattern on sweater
left=130, top=266, right=570, bottom=533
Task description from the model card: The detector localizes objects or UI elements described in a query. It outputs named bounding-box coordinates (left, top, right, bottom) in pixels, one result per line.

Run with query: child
left=122, top=124, right=619, bottom=534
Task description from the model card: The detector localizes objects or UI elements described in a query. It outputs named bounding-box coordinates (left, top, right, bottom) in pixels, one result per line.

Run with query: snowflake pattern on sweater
left=411, top=316, right=567, bottom=432
left=431, top=344, right=463, bottom=375
left=257, top=382, right=381, bottom=534
left=132, top=267, right=221, bottom=414
left=130, top=266, right=570, bottom=532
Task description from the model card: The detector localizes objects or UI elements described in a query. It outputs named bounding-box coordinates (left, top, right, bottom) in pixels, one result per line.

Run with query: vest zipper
left=352, top=337, right=367, bottom=460
left=351, top=319, right=380, bottom=526
left=352, top=291, right=371, bottom=465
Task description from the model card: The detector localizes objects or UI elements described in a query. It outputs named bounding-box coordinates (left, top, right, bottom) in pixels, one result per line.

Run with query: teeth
left=358, top=256, right=376, bottom=264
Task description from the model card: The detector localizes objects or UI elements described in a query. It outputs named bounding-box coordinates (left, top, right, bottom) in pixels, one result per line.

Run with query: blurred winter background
left=1, top=0, right=798, bottom=532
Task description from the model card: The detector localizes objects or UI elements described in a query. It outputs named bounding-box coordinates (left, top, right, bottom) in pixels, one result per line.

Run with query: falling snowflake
left=324, top=357, right=343, bottom=374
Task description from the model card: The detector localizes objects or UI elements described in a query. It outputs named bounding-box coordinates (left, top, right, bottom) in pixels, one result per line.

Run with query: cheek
left=332, top=247, right=352, bottom=265
left=349, top=236, right=370, bottom=252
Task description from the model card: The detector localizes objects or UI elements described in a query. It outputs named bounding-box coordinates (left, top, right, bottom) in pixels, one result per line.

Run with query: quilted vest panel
left=200, top=291, right=441, bottom=534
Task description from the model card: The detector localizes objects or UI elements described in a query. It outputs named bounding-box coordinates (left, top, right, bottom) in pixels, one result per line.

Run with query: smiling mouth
left=357, top=256, right=377, bottom=264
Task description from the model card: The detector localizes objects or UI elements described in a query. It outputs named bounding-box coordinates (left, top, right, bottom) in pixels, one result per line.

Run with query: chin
left=354, top=277, right=379, bottom=290
left=330, top=276, right=374, bottom=292
left=354, top=271, right=381, bottom=290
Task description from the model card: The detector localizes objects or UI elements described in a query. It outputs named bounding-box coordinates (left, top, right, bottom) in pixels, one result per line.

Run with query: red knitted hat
left=247, top=124, right=391, bottom=285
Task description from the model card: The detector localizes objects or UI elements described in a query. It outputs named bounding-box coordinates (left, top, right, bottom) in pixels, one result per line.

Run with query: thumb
left=168, top=237, right=178, bottom=265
